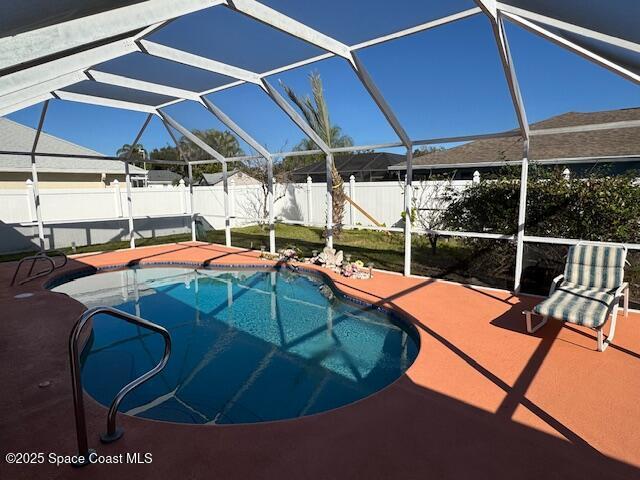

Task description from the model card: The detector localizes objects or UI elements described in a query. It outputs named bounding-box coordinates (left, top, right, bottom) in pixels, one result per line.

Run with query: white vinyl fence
left=0, top=177, right=474, bottom=253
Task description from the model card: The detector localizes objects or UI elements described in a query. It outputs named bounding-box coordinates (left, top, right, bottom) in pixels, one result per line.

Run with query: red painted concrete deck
left=1, top=242, right=639, bottom=479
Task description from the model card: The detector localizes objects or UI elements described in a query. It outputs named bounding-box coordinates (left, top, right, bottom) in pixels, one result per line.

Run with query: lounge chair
left=524, top=243, right=629, bottom=352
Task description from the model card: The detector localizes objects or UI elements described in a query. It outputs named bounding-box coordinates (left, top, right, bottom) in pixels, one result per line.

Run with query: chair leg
left=624, top=285, right=629, bottom=318
left=597, top=328, right=604, bottom=352
left=525, top=311, right=548, bottom=334
left=597, top=304, right=620, bottom=352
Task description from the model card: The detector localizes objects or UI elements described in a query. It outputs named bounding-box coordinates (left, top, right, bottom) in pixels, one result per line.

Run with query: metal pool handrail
left=68, top=306, right=171, bottom=466
left=10, top=250, right=67, bottom=286
left=30, top=249, right=67, bottom=273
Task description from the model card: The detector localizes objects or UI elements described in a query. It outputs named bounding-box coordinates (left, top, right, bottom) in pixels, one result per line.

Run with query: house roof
left=291, top=152, right=405, bottom=176
left=200, top=169, right=237, bottom=186
left=199, top=169, right=260, bottom=186
left=390, top=108, right=640, bottom=170
left=147, top=169, right=182, bottom=183
left=0, top=117, right=146, bottom=174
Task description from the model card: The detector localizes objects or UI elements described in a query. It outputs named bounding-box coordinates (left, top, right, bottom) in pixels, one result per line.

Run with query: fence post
left=179, top=179, right=187, bottom=213
left=112, top=180, right=123, bottom=217
left=269, top=176, right=276, bottom=253
left=228, top=176, right=235, bottom=229
left=222, top=163, right=231, bottom=247
left=349, top=175, right=356, bottom=226
left=187, top=164, right=196, bottom=242
left=562, top=168, right=570, bottom=181
left=325, top=154, right=334, bottom=249
left=306, top=176, right=313, bottom=226
left=403, top=148, right=413, bottom=276
left=473, top=170, right=481, bottom=184
left=25, top=179, right=37, bottom=222
left=124, top=161, right=136, bottom=249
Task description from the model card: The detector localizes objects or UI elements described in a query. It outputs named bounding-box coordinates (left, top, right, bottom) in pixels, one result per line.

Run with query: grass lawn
left=205, top=223, right=514, bottom=289
left=0, top=223, right=514, bottom=290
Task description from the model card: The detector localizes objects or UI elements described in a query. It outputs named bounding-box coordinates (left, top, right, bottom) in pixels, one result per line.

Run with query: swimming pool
left=53, top=266, right=418, bottom=424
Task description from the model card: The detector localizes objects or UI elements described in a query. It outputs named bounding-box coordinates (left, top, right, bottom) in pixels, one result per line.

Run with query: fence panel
left=40, top=188, right=115, bottom=221
left=0, top=178, right=479, bottom=254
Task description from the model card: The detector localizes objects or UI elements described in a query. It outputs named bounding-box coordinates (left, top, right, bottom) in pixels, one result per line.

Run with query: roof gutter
left=388, top=154, right=640, bottom=171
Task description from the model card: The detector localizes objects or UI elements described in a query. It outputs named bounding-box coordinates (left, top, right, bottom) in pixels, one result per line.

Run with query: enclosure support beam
left=477, top=1, right=529, bottom=138
left=159, top=111, right=230, bottom=245
left=350, top=53, right=412, bottom=148
left=267, top=157, right=275, bottom=254
left=187, top=163, right=196, bottom=242
left=500, top=11, right=640, bottom=85
left=478, top=3, right=531, bottom=291
left=514, top=140, right=530, bottom=293
left=200, top=97, right=272, bottom=159
left=0, top=0, right=224, bottom=71
left=139, top=40, right=262, bottom=84
left=31, top=100, right=49, bottom=251
left=403, top=148, right=413, bottom=276
left=258, top=80, right=334, bottom=248
left=53, top=90, right=158, bottom=114
left=259, top=80, right=331, bottom=154
left=159, top=111, right=228, bottom=163
left=227, top=0, right=352, bottom=59
left=499, top=11, right=530, bottom=292
left=123, top=161, right=135, bottom=248
left=325, top=153, right=334, bottom=249
left=496, top=3, right=640, bottom=54
left=124, top=114, right=153, bottom=248
left=199, top=96, right=276, bottom=252
left=161, top=118, right=195, bottom=241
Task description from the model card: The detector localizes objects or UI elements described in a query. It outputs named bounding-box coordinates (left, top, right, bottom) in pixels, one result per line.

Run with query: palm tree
left=281, top=71, right=353, bottom=237
left=116, top=143, right=147, bottom=161
left=178, top=129, right=245, bottom=178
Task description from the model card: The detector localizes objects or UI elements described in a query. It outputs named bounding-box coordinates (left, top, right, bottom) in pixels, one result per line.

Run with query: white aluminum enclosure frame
left=122, top=114, right=155, bottom=248
left=1, top=0, right=639, bottom=291
left=159, top=110, right=232, bottom=246
left=200, top=96, right=277, bottom=253
left=30, top=100, right=50, bottom=250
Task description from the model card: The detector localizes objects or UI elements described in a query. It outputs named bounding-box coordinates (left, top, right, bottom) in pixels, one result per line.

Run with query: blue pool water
left=53, top=267, right=418, bottom=424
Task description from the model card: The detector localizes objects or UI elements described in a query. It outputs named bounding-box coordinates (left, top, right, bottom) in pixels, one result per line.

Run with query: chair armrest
left=549, top=275, right=564, bottom=295
left=614, top=282, right=629, bottom=300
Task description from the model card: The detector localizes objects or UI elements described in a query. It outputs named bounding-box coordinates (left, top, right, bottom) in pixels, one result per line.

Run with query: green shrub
left=442, top=165, right=640, bottom=300
left=444, top=165, right=640, bottom=243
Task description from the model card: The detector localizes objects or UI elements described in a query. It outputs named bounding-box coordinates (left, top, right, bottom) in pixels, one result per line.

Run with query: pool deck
left=1, top=242, right=639, bottom=479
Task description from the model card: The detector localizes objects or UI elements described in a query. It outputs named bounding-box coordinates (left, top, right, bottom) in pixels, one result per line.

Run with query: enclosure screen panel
left=93, top=53, right=239, bottom=92
left=146, top=5, right=327, bottom=74
left=260, top=0, right=477, bottom=45
left=61, top=81, right=177, bottom=107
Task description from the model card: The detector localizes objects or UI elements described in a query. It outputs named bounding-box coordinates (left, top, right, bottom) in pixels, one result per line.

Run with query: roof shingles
left=399, top=108, right=640, bottom=169
left=0, top=117, right=146, bottom=174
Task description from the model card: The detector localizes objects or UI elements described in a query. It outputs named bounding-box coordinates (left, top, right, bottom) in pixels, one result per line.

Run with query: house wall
left=0, top=172, right=128, bottom=189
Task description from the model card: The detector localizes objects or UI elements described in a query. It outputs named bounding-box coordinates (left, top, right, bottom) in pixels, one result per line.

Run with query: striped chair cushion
left=533, top=282, right=615, bottom=328
left=564, top=244, right=626, bottom=290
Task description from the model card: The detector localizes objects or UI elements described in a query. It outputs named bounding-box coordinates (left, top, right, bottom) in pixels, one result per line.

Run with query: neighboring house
left=198, top=169, right=260, bottom=186
left=289, top=151, right=405, bottom=183
left=146, top=169, right=183, bottom=187
left=389, top=107, right=640, bottom=180
left=0, top=117, right=146, bottom=189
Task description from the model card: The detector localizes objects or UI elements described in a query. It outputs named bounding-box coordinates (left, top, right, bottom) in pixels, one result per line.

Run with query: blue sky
left=9, top=8, right=639, bottom=157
